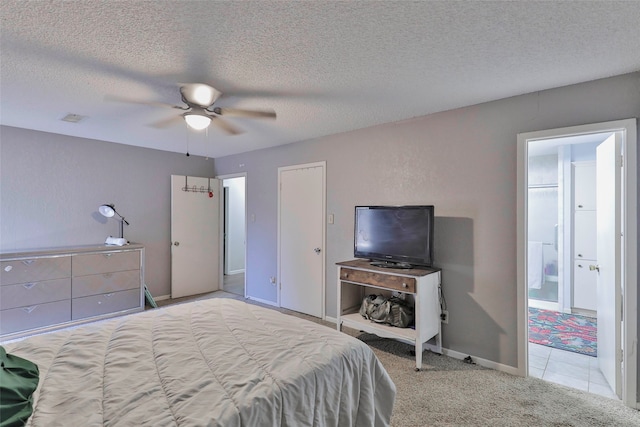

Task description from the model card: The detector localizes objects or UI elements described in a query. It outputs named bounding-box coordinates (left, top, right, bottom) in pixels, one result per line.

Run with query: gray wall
left=1, top=72, right=638, bottom=376
left=0, top=126, right=214, bottom=297
left=213, top=71, right=640, bottom=370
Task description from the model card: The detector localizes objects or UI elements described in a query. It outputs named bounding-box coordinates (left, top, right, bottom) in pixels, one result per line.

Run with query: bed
left=1, top=298, right=395, bottom=426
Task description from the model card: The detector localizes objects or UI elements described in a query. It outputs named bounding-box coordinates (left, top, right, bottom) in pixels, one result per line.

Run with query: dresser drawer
left=340, top=268, right=416, bottom=293
left=1, top=256, right=71, bottom=286
left=72, top=288, right=140, bottom=320
left=0, top=278, right=71, bottom=310
left=72, top=251, right=140, bottom=276
left=0, top=300, right=71, bottom=335
left=72, top=270, right=140, bottom=298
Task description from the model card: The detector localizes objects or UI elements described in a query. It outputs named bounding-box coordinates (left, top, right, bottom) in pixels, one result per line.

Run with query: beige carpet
left=157, top=291, right=640, bottom=426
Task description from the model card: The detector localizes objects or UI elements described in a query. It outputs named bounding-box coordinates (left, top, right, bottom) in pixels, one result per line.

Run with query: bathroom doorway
left=517, top=119, right=638, bottom=407
left=526, top=135, right=611, bottom=397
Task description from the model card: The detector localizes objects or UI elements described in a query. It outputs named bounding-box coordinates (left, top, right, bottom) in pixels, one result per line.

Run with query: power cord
left=438, top=284, right=447, bottom=320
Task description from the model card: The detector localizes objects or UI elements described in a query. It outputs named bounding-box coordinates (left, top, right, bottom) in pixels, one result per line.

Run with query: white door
left=171, top=175, right=220, bottom=299
left=278, top=163, right=325, bottom=317
left=596, top=134, right=622, bottom=397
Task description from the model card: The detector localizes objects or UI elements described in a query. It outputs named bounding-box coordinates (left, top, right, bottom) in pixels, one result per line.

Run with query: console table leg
left=415, top=342, right=422, bottom=371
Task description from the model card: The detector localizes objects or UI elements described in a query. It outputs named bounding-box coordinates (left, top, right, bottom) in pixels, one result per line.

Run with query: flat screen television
left=354, top=205, right=434, bottom=268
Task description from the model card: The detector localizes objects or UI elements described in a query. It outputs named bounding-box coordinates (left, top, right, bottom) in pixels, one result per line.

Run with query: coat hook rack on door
left=181, top=176, right=214, bottom=197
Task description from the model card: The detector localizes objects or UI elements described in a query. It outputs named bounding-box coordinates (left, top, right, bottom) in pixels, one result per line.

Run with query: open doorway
left=517, top=119, right=638, bottom=408
left=527, top=134, right=612, bottom=397
left=220, top=175, right=246, bottom=297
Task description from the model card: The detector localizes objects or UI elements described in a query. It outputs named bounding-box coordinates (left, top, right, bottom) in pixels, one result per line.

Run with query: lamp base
left=105, top=236, right=128, bottom=246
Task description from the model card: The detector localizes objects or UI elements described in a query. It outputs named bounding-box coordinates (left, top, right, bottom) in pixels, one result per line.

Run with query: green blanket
left=0, top=346, right=39, bottom=427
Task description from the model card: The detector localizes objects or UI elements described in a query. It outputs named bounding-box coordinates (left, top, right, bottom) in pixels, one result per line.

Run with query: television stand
left=337, top=259, right=442, bottom=371
left=370, top=260, right=413, bottom=269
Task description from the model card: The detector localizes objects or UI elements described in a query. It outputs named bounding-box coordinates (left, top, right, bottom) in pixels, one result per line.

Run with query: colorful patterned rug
left=528, top=308, right=597, bottom=357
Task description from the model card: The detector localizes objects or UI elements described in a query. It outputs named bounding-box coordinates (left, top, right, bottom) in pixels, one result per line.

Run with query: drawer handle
left=22, top=306, right=37, bottom=314
left=577, top=254, right=583, bottom=258
left=578, top=264, right=583, bottom=268
left=22, top=260, right=36, bottom=265
left=342, top=273, right=349, bottom=279
left=23, top=283, right=36, bottom=290
left=402, top=283, right=408, bottom=288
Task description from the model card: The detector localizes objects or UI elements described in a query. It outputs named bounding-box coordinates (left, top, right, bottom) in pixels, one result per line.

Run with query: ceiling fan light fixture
left=181, top=83, right=220, bottom=108
left=192, top=84, right=215, bottom=106
left=184, top=113, right=211, bottom=130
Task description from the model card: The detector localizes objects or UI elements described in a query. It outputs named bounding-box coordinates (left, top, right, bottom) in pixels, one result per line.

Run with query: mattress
left=2, top=298, right=395, bottom=426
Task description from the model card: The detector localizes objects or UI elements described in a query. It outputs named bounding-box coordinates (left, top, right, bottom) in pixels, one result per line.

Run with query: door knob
left=173, top=241, right=180, bottom=246
left=589, top=264, right=599, bottom=272
left=314, top=247, right=321, bottom=254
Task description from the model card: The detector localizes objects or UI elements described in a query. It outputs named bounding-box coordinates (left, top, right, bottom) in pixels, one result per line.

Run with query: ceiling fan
left=106, top=83, right=276, bottom=135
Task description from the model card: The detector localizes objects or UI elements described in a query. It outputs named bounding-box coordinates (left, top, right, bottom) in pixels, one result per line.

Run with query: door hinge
left=619, top=155, right=624, bottom=168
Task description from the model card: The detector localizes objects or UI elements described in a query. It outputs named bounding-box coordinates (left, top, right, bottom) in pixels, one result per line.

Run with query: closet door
left=574, top=163, right=596, bottom=210
left=574, top=211, right=596, bottom=260
left=278, top=163, right=325, bottom=318
left=572, top=162, right=596, bottom=311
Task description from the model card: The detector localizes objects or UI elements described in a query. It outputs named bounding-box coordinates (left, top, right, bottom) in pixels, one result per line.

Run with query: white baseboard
left=442, top=347, right=520, bottom=376
left=246, top=295, right=278, bottom=307
left=154, top=294, right=171, bottom=301
left=330, top=313, right=519, bottom=376
left=226, top=269, right=245, bottom=275
left=324, top=315, right=337, bottom=325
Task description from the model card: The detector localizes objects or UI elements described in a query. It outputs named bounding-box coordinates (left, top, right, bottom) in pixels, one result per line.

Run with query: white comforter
left=2, top=298, right=395, bottom=426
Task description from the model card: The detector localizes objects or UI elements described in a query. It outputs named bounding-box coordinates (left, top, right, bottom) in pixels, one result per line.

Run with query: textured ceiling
left=2, top=1, right=640, bottom=158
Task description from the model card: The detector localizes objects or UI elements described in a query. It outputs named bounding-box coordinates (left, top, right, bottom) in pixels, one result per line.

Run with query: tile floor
left=529, top=342, right=617, bottom=399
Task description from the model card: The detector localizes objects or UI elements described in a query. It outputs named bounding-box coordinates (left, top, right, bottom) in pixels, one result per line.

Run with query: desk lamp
left=99, top=204, right=129, bottom=245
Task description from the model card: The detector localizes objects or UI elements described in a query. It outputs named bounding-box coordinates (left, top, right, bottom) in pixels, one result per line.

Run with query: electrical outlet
left=440, top=310, right=449, bottom=324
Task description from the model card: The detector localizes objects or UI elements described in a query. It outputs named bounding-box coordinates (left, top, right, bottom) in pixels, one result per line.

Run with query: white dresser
left=1, top=244, right=145, bottom=339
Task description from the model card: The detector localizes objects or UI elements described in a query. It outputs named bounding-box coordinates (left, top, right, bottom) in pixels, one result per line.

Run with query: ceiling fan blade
left=105, top=94, right=184, bottom=110
left=211, top=115, right=244, bottom=135
left=149, top=115, right=184, bottom=129
left=212, top=107, right=276, bottom=119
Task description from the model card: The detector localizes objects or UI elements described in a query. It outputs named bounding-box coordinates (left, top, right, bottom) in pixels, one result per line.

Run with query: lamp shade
left=184, top=113, right=211, bottom=130
left=99, top=204, right=116, bottom=218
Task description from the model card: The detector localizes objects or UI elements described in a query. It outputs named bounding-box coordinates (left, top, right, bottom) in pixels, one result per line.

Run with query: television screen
left=354, top=205, right=434, bottom=268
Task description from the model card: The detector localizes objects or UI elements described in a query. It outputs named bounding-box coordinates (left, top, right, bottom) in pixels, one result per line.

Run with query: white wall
left=213, top=71, right=640, bottom=369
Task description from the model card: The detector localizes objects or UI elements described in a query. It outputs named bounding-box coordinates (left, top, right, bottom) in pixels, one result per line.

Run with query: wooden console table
left=336, top=259, right=442, bottom=370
